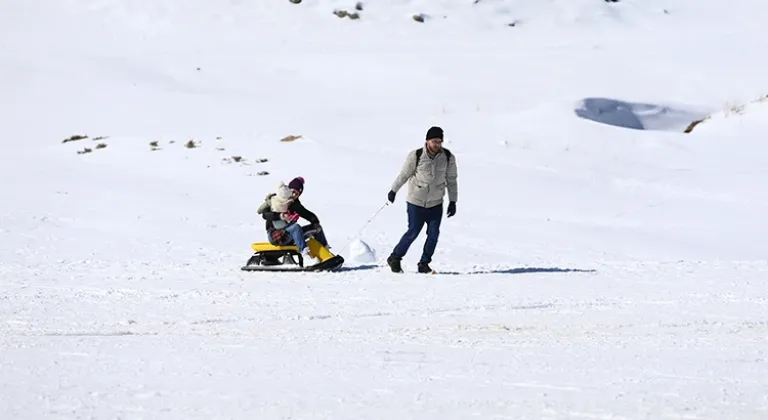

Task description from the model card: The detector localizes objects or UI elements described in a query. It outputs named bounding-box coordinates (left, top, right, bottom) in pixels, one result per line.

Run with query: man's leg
left=285, top=223, right=307, bottom=251
left=420, top=203, right=443, bottom=266
left=390, top=203, right=426, bottom=260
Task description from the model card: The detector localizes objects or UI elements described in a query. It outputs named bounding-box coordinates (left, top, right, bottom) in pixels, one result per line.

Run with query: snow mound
left=574, top=97, right=709, bottom=132
left=685, top=95, right=768, bottom=133
left=348, top=239, right=376, bottom=263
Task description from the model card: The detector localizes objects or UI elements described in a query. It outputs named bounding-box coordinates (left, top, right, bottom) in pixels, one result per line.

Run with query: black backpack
left=415, top=147, right=452, bottom=166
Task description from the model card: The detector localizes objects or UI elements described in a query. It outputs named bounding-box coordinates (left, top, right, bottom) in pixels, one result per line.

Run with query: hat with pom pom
left=288, top=176, right=305, bottom=194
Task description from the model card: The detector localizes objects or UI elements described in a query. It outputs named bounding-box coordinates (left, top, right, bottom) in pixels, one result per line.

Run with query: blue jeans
left=390, top=202, right=442, bottom=264
left=306, top=225, right=329, bottom=247
left=281, top=224, right=329, bottom=251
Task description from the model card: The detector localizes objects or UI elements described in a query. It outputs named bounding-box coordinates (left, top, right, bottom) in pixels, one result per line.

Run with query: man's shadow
left=439, top=267, right=596, bottom=275
left=336, top=265, right=596, bottom=275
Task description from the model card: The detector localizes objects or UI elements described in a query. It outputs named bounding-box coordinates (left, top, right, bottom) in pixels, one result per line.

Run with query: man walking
left=386, top=126, right=458, bottom=273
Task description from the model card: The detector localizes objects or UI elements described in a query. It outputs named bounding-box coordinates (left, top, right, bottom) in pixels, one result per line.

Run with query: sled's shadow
left=337, top=264, right=379, bottom=272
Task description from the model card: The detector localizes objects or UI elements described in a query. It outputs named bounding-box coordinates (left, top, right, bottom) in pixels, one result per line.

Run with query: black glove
left=447, top=201, right=456, bottom=217
left=388, top=190, right=396, bottom=203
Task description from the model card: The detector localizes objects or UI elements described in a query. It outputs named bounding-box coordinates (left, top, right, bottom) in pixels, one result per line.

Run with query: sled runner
left=241, top=231, right=344, bottom=272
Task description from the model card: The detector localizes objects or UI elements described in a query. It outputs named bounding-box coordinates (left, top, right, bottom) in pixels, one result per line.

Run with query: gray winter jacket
left=391, top=146, right=458, bottom=208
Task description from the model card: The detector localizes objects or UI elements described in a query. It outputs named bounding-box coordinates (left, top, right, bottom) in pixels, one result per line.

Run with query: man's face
left=426, top=137, right=443, bottom=153
left=291, top=189, right=301, bottom=199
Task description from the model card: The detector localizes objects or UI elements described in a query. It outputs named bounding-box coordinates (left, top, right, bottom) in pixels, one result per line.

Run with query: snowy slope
left=2, top=1, right=768, bottom=419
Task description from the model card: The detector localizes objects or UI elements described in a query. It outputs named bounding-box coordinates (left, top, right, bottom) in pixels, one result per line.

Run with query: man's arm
left=446, top=153, right=458, bottom=203
left=390, top=150, right=418, bottom=193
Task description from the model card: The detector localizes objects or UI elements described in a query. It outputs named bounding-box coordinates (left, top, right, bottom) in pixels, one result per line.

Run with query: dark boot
left=387, top=256, right=403, bottom=273
left=417, top=262, right=432, bottom=273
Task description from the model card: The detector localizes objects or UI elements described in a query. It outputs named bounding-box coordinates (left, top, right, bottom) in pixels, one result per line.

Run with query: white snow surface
left=2, top=1, right=768, bottom=418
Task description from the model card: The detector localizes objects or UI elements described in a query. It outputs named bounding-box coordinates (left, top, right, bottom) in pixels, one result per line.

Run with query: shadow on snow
left=574, top=97, right=708, bottom=132
left=336, top=264, right=379, bottom=272
left=335, top=265, right=596, bottom=275
left=438, top=267, right=597, bottom=275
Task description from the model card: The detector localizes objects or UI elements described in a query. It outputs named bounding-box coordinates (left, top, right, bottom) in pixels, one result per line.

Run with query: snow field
left=1, top=0, right=768, bottom=418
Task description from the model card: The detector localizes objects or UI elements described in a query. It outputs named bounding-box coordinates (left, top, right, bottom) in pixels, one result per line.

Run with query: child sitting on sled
left=268, top=182, right=300, bottom=229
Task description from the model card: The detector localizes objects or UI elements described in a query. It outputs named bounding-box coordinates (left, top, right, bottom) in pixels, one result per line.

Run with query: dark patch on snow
left=437, top=267, right=597, bottom=275
left=335, top=265, right=595, bottom=275
left=336, top=264, right=378, bottom=272
left=574, top=97, right=709, bottom=132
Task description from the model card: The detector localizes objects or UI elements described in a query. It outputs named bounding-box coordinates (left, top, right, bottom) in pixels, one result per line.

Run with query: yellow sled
left=241, top=236, right=344, bottom=272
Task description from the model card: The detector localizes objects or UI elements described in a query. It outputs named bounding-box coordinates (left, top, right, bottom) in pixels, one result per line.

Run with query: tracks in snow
left=1, top=259, right=765, bottom=341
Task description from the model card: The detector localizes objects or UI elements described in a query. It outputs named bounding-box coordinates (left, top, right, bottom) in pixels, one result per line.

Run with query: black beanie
left=426, top=126, right=443, bottom=140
